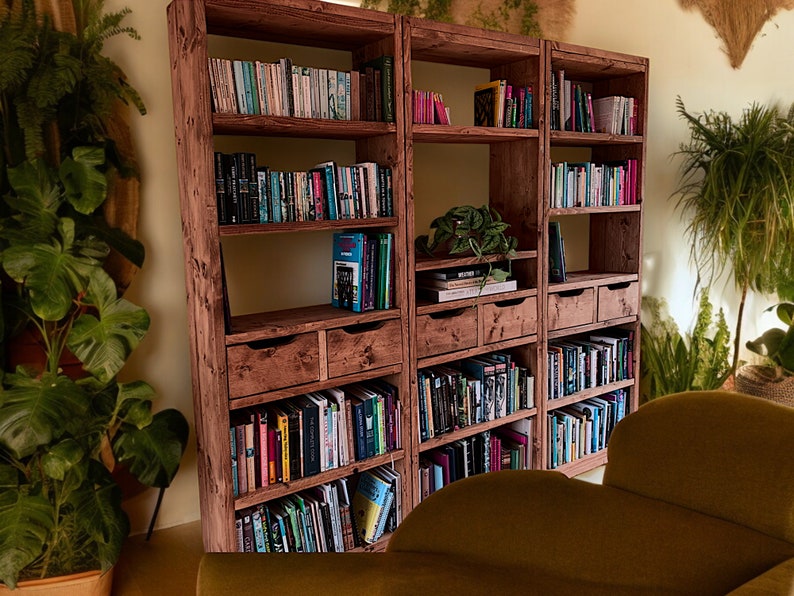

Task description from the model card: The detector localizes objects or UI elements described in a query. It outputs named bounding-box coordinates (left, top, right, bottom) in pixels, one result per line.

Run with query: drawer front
left=416, top=307, right=478, bottom=359
left=327, top=319, right=402, bottom=377
left=227, top=332, right=320, bottom=398
left=483, top=296, right=538, bottom=344
left=598, top=282, right=639, bottom=321
left=548, top=288, right=595, bottom=331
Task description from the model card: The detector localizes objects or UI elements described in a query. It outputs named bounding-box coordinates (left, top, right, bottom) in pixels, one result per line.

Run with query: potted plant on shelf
left=673, top=97, right=794, bottom=375
left=735, top=302, right=794, bottom=406
left=415, top=204, right=519, bottom=285
left=0, top=0, right=189, bottom=592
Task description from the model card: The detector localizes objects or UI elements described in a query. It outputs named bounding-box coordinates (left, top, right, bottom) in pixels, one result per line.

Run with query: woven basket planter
left=735, top=364, right=794, bottom=407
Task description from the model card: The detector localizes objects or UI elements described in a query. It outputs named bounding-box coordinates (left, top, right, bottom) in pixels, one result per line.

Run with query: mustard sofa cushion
left=604, top=391, right=794, bottom=544
left=387, top=470, right=794, bottom=595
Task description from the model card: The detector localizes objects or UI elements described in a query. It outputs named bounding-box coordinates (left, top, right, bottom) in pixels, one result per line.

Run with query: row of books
left=547, top=330, right=634, bottom=400
left=418, top=419, right=533, bottom=501
left=418, top=353, right=535, bottom=442
left=229, top=381, right=401, bottom=496
left=234, top=465, right=401, bottom=552
left=214, top=153, right=394, bottom=225
left=549, top=159, right=639, bottom=208
left=474, top=80, right=534, bottom=128
left=412, top=89, right=450, bottom=125
left=208, top=55, right=395, bottom=122
left=331, top=232, right=394, bottom=312
left=550, top=69, right=637, bottom=134
left=547, top=390, right=628, bottom=468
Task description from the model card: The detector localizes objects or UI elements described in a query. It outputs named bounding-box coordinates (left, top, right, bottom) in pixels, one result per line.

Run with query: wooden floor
left=112, top=521, right=204, bottom=596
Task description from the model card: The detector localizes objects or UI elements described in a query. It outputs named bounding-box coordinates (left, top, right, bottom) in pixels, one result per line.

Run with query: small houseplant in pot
left=415, top=204, right=519, bottom=285
left=673, top=97, right=794, bottom=375
left=0, top=0, right=190, bottom=591
left=736, top=302, right=794, bottom=406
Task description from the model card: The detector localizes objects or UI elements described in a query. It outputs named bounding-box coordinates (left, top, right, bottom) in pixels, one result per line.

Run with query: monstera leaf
left=113, top=409, right=189, bottom=488
left=68, top=462, right=129, bottom=573
left=59, top=146, right=108, bottom=215
left=67, top=268, right=150, bottom=384
left=0, top=370, right=89, bottom=459
left=1, top=218, right=108, bottom=321
left=1, top=159, right=62, bottom=244
left=0, top=483, right=54, bottom=589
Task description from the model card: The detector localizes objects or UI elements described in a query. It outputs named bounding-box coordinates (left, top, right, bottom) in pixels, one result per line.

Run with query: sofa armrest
left=726, top=557, right=794, bottom=595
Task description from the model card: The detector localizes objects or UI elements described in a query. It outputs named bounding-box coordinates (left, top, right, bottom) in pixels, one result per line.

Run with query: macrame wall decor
left=362, top=0, right=575, bottom=40
left=679, top=0, right=794, bottom=69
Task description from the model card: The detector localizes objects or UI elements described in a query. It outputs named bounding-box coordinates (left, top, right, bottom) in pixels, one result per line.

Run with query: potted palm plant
left=673, top=97, right=794, bottom=375
left=0, top=0, right=189, bottom=591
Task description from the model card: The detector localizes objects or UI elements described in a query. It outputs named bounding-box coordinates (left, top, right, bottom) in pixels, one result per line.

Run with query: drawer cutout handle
left=556, top=288, right=585, bottom=298
left=245, top=335, right=299, bottom=350
left=492, top=297, right=527, bottom=308
left=339, top=321, right=386, bottom=335
left=428, top=308, right=468, bottom=320
left=606, top=282, right=631, bottom=291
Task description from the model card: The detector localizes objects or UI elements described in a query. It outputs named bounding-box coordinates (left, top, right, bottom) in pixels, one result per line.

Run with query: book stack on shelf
left=214, top=154, right=394, bottom=226
left=417, top=355, right=534, bottom=442
left=546, top=389, right=627, bottom=469
left=235, top=476, right=355, bottom=552
left=416, top=263, right=516, bottom=303
left=208, top=54, right=395, bottom=122
left=351, top=466, right=402, bottom=545
left=547, top=330, right=634, bottom=400
left=473, top=80, right=533, bottom=128
left=549, top=159, right=638, bottom=208
left=550, top=69, right=637, bottom=134
left=418, top=418, right=533, bottom=500
left=412, top=89, right=450, bottom=124
left=229, top=381, right=401, bottom=497
left=332, top=232, right=395, bottom=312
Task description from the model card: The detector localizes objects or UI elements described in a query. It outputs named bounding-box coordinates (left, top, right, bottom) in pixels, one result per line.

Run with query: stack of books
left=416, top=263, right=516, bottom=303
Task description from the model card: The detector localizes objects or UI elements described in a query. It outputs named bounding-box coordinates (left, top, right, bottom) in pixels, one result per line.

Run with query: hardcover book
left=331, top=232, right=366, bottom=312
left=548, top=221, right=567, bottom=283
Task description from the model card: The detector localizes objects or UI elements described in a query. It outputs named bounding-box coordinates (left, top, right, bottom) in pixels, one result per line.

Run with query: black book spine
left=213, top=152, right=228, bottom=225
left=224, top=153, right=240, bottom=224
left=234, top=152, right=252, bottom=223
left=247, top=152, right=260, bottom=223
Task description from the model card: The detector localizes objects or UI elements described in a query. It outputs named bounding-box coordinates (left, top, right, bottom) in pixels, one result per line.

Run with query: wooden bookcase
left=167, top=0, right=646, bottom=552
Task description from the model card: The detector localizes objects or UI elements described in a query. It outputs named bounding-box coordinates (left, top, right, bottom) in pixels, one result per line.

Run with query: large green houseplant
left=0, top=0, right=189, bottom=590
left=673, top=97, right=794, bottom=374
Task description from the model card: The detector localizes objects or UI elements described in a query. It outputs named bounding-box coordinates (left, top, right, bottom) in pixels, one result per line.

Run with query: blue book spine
left=269, top=170, right=282, bottom=223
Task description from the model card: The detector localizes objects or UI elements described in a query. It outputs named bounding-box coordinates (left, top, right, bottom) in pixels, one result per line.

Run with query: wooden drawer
left=597, top=281, right=639, bottom=321
left=227, top=332, right=320, bottom=398
left=548, top=288, right=595, bottom=331
left=482, top=296, right=537, bottom=344
left=416, top=307, right=478, bottom=359
left=326, top=319, right=402, bottom=377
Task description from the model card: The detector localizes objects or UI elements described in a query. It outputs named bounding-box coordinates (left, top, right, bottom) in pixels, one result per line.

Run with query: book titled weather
left=332, top=232, right=366, bottom=312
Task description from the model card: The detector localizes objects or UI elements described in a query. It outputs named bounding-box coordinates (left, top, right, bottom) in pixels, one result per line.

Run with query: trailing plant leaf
left=113, top=409, right=190, bottom=488
left=0, top=488, right=54, bottom=589
left=41, top=439, right=85, bottom=482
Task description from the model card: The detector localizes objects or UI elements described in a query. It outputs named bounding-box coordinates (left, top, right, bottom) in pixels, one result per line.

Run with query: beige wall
left=103, top=0, right=794, bottom=533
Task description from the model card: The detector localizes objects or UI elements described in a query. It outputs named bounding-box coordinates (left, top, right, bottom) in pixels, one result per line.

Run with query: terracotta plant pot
left=0, top=568, right=113, bottom=595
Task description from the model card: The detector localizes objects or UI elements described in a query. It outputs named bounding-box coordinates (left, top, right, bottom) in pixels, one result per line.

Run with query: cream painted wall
left=100, top=0, right=794, bottom=532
